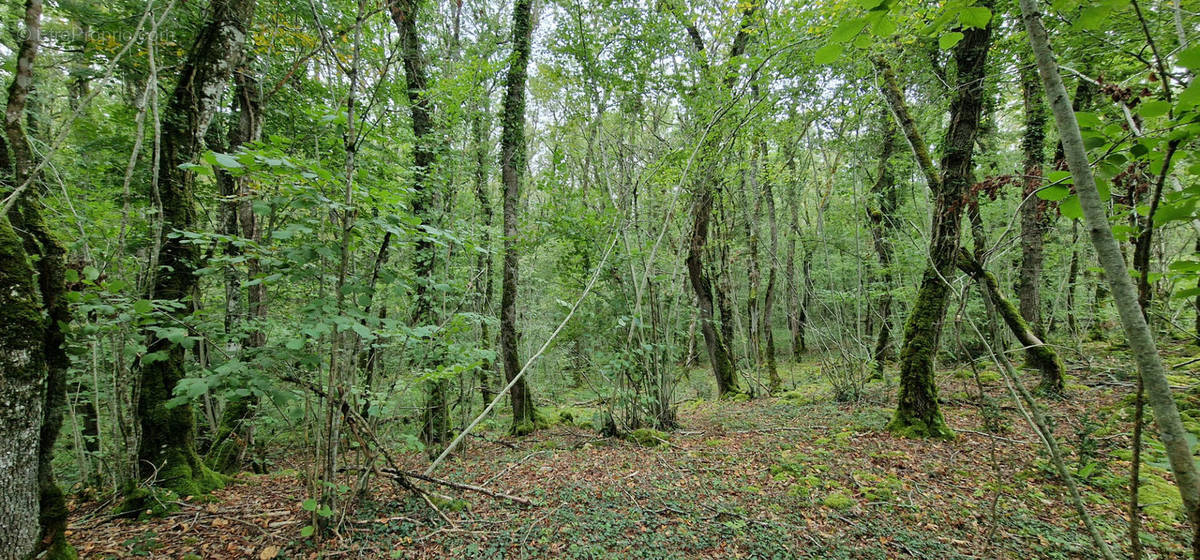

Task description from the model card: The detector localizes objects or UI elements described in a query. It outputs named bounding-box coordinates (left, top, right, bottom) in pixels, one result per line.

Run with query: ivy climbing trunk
left=1017, top=51, right=1049, bottom=344
left=875, top=4, right=993, bottom=439
left=499, top=0, right=540, bottom=434
left=135, top=0, right=255, bottom=501
left=867, top=113, right=898, bottom=378
left=388, top=0, right=449, bottom=447
left=1019, top=1, right=1200, bottom=555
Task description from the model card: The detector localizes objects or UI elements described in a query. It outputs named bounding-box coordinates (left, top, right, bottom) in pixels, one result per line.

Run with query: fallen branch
left=378, top=468, right=532, bottom=506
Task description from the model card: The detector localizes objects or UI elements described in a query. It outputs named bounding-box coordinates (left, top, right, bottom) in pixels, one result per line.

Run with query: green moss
left=628, top=428, right=670, bottom=447
left=822, top=492, right=856, bottom=511
left=886, top=408, right=955, bottom=440
left=1138, top=469, right=1185, bottom=525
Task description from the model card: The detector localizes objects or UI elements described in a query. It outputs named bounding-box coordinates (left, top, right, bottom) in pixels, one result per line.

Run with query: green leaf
left=958, top=6, right=991, bottom=28
left=1058, top=195, right=1083, bottom=219
left=1036, top=185, right=1072, bottom=201
left=1074, top=111, right=1102, bottom=128
left=856, top=0, right=885, bottom=8
left=301, top=498, right=318, bottom=512
left=871, top=16, right=897, bottom=36
left=831, top=18, right=869, bottom=43
left=132, top=299, right=153, bottom=314
left=64, top=269, right=79, bottom=283
left=938, top=32, right=964, bottom=50
left=813, top=43, right=843, bottom=64
left=317, top=505, right=334, bottom=518
left=1076, top=6, right=1110, bottom=29
left=1138, top=100, right=1171, bottom=118
left=1177, top=81, right=1200, bottom=110
left=1178, top=46, right=1200, bottom=69
left=300, top=525, right=315, bottom=538
left=83, top=266, right=100, bottom=282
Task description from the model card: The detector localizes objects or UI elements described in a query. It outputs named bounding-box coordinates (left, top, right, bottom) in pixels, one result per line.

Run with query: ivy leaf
left=938, top=32, right=964, bottom=50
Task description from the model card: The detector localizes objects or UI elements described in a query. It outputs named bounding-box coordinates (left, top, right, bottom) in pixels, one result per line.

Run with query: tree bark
left=874, top=6, right=993, bottom=438
left=3, top=1, right=73, bottom=556
left=499, top=0, right=540, bottom=433
left=134, top=0, right=255, bottom=501
left=1017, top=50, right=1048, bottom=339
left=1019, top=1, right=1200, bottom=554
left=388, top=0, right=449, bottom=447
left=867, top=112, right=898, bottom=377
left=209, top=68, right=264, bottom=476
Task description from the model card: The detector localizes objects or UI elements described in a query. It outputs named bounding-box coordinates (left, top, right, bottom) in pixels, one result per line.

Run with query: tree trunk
left=1019, top=1, right=1200, bottom=554
left=3, top=1, right=73, bottom=556
left=134, top=0, right=255, bottom=502
left=1017, top=50, right=1048, bottom=338
left=958, top=250, right=1065, bottom=392
left=875, top=5, right=993, bottom=439
left=499, top=0, right=540, bottom=433
left=867, top=112, right=898, bottom=377
left=471, top=105, right=496, bottom=408
left=761, top=140, right=781, bottom=393
left=209, top=69, right=264, bottom=476
left=388, top=0, right=450, bottom=447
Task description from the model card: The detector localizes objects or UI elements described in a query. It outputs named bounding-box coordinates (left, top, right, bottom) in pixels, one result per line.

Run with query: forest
left=1, top=0, right=1200, bottom=557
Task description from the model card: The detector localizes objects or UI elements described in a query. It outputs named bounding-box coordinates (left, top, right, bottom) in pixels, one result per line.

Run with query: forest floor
left=67, top=341, right=1199, bottom=559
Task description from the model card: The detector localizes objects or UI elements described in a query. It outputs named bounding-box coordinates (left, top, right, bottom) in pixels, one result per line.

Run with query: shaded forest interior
left=3, top=0, right=1200, bottom=558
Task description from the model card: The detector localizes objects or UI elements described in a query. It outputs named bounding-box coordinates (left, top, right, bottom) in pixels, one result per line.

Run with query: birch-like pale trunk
left=1020, top=1, right=1200, bottom=554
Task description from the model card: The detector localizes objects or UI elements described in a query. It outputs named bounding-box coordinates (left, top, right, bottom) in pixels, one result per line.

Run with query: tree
left=1019, top=0, right=1200, bottom=554
left=866, top=112, right=898, bottom=378
left=875, top=3, right=994, bottom=439
left=133, top=0, right=255, bottom=503
left=1, top=0, right=73, bottom=556
left=675, top=1, right=756, bottom=396
left=499, top=0, right=540, bottom=433
left=388, top=0, right=449, bottom=446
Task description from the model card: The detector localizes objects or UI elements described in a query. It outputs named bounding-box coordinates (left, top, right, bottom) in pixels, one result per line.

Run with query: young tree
left=499, top=0, right=540, bottom=433
left=1019, top=0, right=1200, bottom=553
left=134, top=0, right=255, bottom=501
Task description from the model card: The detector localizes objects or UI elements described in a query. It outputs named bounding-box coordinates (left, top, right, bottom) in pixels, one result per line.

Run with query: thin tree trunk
left=1017, top=49, right=1048, bottom=339
left=499, top=0, right=539, bottom=433
left=761, top=139, right=780, bottom=393
left=471, top=105, right=496, bottom=408
left=1020, top=3, right=1200, bottom=555
left=209, top=68, right=264, bottom=476
left=867, top=113, right=898, bottom=378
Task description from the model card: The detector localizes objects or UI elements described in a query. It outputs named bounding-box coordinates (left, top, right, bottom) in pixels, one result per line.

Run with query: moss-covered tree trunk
left=499, top=0, right=540, bottom=433
left=957, top=251, right=1065, bottom=392
left=388, top=0, right=450, bottom=446
left=875, top=5, right=993, bottom=439
left=760, top=139, right=780, bottom=393
left=3, top=1, right=74, bottom=556
left=471, top=104, right=496, bottom=408
left=0, top=214, right=46, bottom=560
left=135, top=0, right=255, bottom=501
left=867, top=113, right=898, bottom=378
